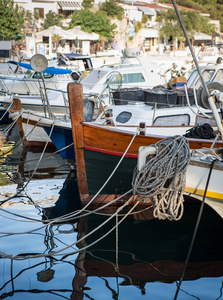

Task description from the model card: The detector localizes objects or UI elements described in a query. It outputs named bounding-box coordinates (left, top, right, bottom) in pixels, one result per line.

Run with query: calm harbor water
left=0, top=123, right=223, bottom=299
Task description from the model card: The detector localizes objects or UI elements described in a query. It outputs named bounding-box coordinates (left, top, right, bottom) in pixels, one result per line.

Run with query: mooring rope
left=0, top=197, right=139, bottom=260
left=0, top=110, right=23, bottom=141
left=0, top=100, right=14, bottom=123
left=132, top=135, right=190, bottom=221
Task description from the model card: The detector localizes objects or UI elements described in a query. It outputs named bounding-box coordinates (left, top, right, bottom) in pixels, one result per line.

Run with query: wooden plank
left=68, top=82, right=89, bottom=199
left=12, top=98, right=25, bottom=141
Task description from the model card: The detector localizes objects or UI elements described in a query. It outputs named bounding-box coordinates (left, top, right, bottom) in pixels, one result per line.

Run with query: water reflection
left=0, top=125, right=223, bottom=299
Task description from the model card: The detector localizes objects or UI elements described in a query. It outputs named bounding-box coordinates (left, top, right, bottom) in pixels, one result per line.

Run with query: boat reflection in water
left=1, top=167, right=223, bottom=300
left=0, top=123, right=223, bottom=299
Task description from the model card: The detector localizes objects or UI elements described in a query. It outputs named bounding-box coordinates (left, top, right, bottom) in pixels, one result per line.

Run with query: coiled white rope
left=132, top=135, right=190, bottom=221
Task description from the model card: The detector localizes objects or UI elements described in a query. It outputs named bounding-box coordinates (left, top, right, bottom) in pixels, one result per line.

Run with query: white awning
left=143, top=28, right=158, bottom=38
left=58, top=1, right=82, bottom=10
left=137, top=7, right=155, bottom=16
left=193, top=32, right=212, bottom=41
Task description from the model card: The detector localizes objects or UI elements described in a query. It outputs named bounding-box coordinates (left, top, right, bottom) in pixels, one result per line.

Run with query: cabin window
left=116, top=111, right=132, bottom=123
left=153, top=114, right=190, bottom=126
left=32, top=72, right=54, bottom=79
left=24, top=70, right=33, bottom=78
left=122, top=73, right=145, bottom=84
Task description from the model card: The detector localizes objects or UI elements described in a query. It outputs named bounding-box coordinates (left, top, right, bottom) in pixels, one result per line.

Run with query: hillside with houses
left=1, top=0, right=223, bottom=60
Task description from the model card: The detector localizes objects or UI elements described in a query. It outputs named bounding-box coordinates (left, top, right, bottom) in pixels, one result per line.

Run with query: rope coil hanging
left=132, top=135, right=190, bottom=221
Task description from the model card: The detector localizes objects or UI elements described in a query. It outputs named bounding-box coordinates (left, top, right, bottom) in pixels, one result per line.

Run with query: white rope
left=0, top=110, right=24, bottom=140
left=132, top=135, right=190, bottom=221
left=0, top=100, right=14, bottom=123
left=0, top=197, right=138, bottom=260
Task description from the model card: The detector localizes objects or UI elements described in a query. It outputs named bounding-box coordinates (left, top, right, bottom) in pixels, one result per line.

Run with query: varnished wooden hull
left=68, top=82, right=223, bottom=205
left=76, top=122, right=223, bottom=202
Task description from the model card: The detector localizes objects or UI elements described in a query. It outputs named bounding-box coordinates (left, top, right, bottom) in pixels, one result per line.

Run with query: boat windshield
left=80, top=69, right=109, bottom=90
left=187, top=68, right=215, bottom=89
left=24, top=69, right=34, bottom=79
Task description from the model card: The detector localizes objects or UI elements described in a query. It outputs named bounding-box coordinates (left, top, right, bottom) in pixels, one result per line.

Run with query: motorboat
left=0, top=60, right=74, bottom=96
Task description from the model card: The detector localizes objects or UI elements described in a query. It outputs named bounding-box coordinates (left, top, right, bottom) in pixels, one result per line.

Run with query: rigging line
left=115, top=214, right=119, bottom=273
left=171, top=0, right=210, bottom=98
left=173, top=159, right=216, bottom=300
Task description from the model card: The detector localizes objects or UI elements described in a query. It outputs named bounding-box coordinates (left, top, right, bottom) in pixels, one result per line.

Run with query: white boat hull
left=185, top=153, right=223, bottom=207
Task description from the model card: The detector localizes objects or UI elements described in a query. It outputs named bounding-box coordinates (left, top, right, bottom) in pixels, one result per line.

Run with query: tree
left=100, top=0, right=124, bottom=21
left=142, top=15, right=148, bottom=24
left=0, top=0, right=25, bottom=39
left=52, top=34, right=62, bottom=49
left=158, top=9, right=215, bottom=44
left=43, top=10, right=64, bottom=29
left=69, top=9, right=117, bottom=40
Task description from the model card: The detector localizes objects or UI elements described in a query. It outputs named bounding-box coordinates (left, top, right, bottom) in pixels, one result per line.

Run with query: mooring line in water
left=73, top=127, right=140, bottom=214
left=174, top=159, right=216, bottom=300
left=0, top=100, right=13, bottom=123
left=0, top=198, right=139, bottom=260
left=0, top=109, right=23, bottom=142
left=0, top=111, right=43, bottom=159
left=16, top=142, right=74, bottom=165
left=0, top=189, right=133, bottom=234
left=0, top=121, right=55, bottom=206
left=91, top=202, right=153, bottom=217
left=88, top=250, right=134, bottom=286
left=0, top=126, right=140, bottom=220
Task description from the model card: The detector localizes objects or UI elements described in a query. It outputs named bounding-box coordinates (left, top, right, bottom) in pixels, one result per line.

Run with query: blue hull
left=43, top=125, right=75, bottom=161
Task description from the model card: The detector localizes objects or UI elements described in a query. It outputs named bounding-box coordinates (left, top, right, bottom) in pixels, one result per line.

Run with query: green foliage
left=0, top=0, right=25, bottom=39
left=137, top=21, right=142, bottom=29
left=100, top=0, right=124, bottom=20
left=159, top=9, right=215, bottom=41
left=135, top=24, right=139, bottom=33
left=43, top=10, right=64, bottom=29
left=161, top=0, right=223, bottom=31
left=69, top=9, right=117, bottom=39
left=34, top=9, right=40, bottom=20
left=142, top=14, right=148, bottom=24
left=134, top=21, right=142, bottom=33
left=82, top=0, right=92, bottom=9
